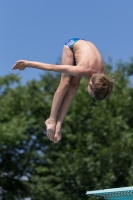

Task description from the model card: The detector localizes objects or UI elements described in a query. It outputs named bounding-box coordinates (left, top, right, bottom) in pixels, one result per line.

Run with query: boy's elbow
left=75, top=65, right=88, bottom=77
left=77, top=69, right=86, bottom=77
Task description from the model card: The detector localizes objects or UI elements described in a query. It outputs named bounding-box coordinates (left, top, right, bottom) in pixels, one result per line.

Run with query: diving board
left=86, top=186, right=133, bottom=200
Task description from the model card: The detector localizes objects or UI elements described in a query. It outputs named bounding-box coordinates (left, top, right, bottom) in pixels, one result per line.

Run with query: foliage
left=0, top=59, right=133, bottom=200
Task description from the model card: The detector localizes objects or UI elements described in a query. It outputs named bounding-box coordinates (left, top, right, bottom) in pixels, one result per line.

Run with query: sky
left=0, top=0, right=133, bottom=84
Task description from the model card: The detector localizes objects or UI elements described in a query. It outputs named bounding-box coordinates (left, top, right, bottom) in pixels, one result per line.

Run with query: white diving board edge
left=86, top=186, right=133, bottom=200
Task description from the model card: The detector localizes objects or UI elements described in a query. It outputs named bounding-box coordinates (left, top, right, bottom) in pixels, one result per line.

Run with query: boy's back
left=74, top=40, right=104, bottom=75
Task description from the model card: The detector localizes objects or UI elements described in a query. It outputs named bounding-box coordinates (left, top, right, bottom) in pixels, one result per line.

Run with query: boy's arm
left=12, top=60, right=88, bottom=77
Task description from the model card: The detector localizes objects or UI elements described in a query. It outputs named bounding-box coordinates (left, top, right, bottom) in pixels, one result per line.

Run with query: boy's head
left=88, top=73, right=114, bottom=100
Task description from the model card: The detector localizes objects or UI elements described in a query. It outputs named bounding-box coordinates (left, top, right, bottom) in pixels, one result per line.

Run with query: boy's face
left=88, top=79, right=98, bottom=100
left=88, top=82, right=94, bottom=98
left=88, top=84, right=104, bottom=101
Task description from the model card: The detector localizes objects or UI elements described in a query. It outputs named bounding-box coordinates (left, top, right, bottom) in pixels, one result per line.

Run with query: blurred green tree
left=0, top=59, right=133, bottom=200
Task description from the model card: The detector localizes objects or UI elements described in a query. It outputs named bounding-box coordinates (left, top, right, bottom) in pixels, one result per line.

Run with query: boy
left=12, top=38, right=114, bottom=143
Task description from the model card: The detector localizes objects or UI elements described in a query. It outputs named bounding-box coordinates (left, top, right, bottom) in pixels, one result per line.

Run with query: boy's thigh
left=60, top=73, right=72, bottom=85
left=61, top=45, right=74, bottom=65
left=60, top=45, right=75, bottom=86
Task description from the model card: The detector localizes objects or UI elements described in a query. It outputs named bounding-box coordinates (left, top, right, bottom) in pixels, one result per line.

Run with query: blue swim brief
left=64, top=38, right=84, bottom=52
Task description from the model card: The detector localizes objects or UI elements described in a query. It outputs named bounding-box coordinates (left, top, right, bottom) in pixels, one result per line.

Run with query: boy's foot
left=45, top=118, right=56, bottom=142
left=54, top=122, right=62, bottom=143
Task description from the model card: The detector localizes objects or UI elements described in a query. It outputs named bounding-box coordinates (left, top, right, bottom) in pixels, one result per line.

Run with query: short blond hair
left=91, top=73, right=114, bottom=100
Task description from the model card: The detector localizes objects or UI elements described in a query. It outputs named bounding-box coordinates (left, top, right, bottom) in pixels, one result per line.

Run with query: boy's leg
left=45, top=45, right=74, bottom=142
left=45, top=73, right=71, bottom=141
left=53, top=76, right=81, bottom=142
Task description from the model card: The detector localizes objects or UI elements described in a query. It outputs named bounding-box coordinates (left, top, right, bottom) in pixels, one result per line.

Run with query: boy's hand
left=12, top=60, right=28, bottom=70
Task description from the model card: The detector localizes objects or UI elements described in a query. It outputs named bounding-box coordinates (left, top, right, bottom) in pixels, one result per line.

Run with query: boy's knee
left=59, top=80, right=71, bottom=90
left=70, top=82, right=79, bottom=91
left=70, top=77, right=80, bottom=91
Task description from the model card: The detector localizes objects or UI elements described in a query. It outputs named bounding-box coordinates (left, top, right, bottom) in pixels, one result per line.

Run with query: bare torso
left=74, top=40, right=104, bottom=78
